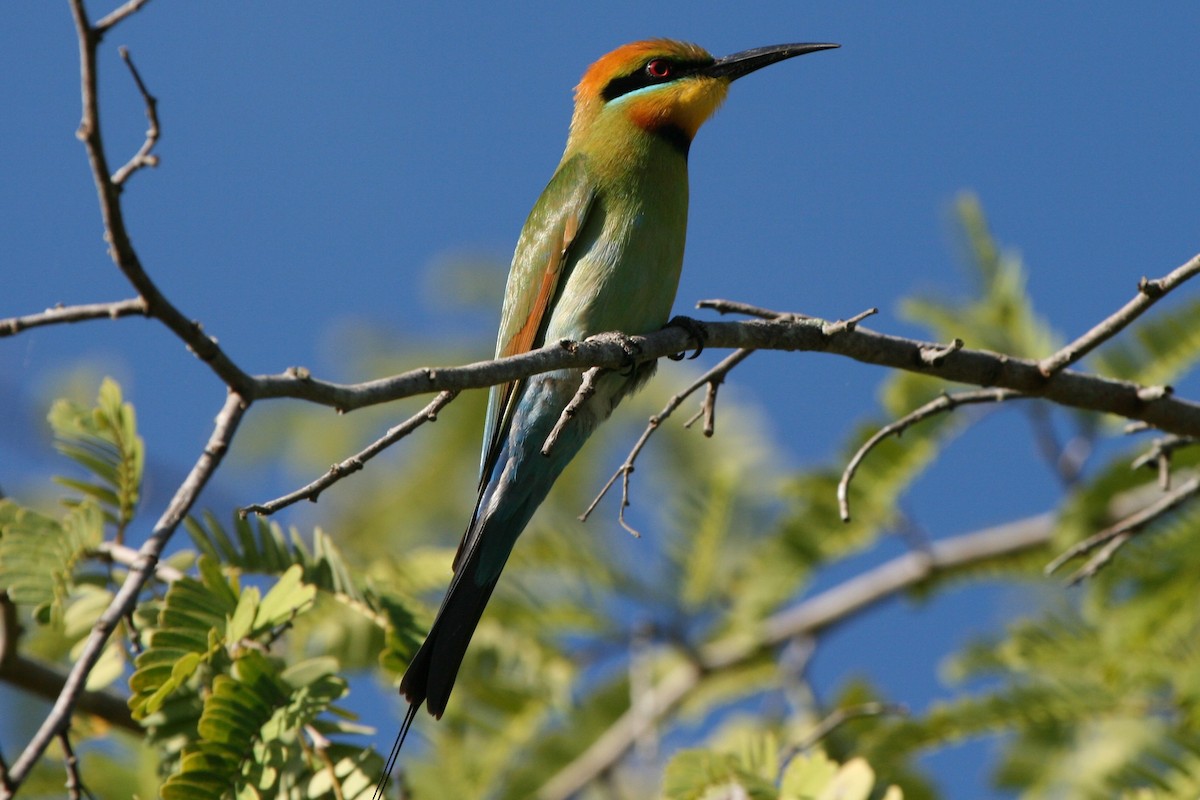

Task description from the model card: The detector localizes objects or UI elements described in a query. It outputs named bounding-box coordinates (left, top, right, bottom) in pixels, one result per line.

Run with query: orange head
left=566, top=39, right=838, bottom=155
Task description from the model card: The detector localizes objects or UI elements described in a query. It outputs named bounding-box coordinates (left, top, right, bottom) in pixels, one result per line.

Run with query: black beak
left=703, top=42, right=840, bottom=81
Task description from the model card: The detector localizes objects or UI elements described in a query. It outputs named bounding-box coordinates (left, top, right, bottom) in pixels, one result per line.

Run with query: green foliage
left=7, top=194, right=1200, bottom=800
left=47, top=376, right=144, bottom=539
left=0, top=377, right=393, bottom=800
left=661, top=742, right=901, bottom=800
left=0, top=500, right=104, bottom=626
left=162, top=650, right=376, bottom=800
left=185, top=512, right=362, bottom=602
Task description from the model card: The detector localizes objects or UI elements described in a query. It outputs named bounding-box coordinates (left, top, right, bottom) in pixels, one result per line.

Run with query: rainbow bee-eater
left=385, top=37, right=837, bottom=768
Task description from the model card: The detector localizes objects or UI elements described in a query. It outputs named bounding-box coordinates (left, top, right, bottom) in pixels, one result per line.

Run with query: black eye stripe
left=600, top=58, right=712, bottom=102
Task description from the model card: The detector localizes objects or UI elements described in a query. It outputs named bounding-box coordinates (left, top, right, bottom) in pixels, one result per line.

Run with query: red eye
left=646, top=59, right=672, bottom=78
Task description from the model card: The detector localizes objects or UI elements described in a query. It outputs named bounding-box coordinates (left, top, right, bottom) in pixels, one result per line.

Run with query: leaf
left=186, top=512, right=362, bottom=602
left=47, top=377, right=144, bottom=538
left=780, top=750, right=840, bottom=799
left=0, top=500, right=104, bottom=626
left=253, top=564, right=316, bottom=632
left=130, top=557, right=239, bottom=719
left=817, top=758, right=875, bottom=800
left=661, top=750, right=777, bottom=800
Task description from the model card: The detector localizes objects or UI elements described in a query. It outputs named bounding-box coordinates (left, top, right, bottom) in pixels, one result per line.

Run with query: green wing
left=455, top=155, right=596, bottom=567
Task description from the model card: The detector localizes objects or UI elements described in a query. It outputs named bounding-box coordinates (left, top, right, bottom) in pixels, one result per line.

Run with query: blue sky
left=3, top=2, right=1199, bottom=796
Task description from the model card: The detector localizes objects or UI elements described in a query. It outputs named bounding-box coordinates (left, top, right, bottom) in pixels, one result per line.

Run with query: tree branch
left=2, top=391, right=247, bottom=794
left=68, top=0, right=255, bottom=395
left=241, top=390, right=459, bottom=517
left=1038, top=252, right=1200, bottom=376
left=1045, top=473, right=1200, bottom=582
left=579, top=347, right=755, bottom=533
left=94, top=0, right=153, bottom=34
left=109, top=46, right=159, bottom=187
left=0, top=298, right=148, bottom=337
left=542, top=367, right=603, bottom=456
left=535, top=513, right=1054, bottom=800
left=241, top=306, right=1200, bottom=436
left=839, top=388, right=1025, bottom=521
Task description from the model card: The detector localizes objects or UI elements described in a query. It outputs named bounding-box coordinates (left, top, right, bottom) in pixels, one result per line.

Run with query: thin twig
left=242, top=390, right=458, bottom=517
left=780, top=701, right=906, bottom=765
left=820, top=307, right=879, bottom=335
left=1130, top=434, right=1198, bottom=491
left=542, top=367, right=603, bottom=456
left=697, top=298, right=808, bottom=321
left=305, top=725, right=346, bottom=800
left=1045, top=474, right=1200, bottom=581
left=579, top=348, right=755, bottom=531
left=68, top=0, right=255, bottom=395
left=683, top=379, right=720, bottom=436
left=1024, top=403, right=1088, bottom=488
left=94, top=0, right=153, bottom=34
left=1065, top=533, right=1133, bottom=585
left=0, top=298, right=148, bottom=337
left=5, top=392, right=247, bottom=791
left=839, top=388, right=1023, bottom=521
left=110, top=47, right=160, bottom=186
left=581, top=306, right=878, bottom=529
left=1038, top=253, right=1200, bottom=376
left=92, top=540, right=185, bottom=582
left=60, top=731, right=84, bottom=800
left=918, top=338, right=964, bottom=366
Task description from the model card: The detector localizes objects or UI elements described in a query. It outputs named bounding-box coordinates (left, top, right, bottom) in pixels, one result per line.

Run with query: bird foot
left=590, top=331, right=643, bottom=376
left=663, top=315, right=708, bottom=360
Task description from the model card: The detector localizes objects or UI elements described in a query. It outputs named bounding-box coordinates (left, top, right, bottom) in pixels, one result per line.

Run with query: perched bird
left=379, top=37, right=837, bottom=783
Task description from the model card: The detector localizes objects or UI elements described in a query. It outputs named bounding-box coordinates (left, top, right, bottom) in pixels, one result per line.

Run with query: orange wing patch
left=456, top=194, right=594, bottom=571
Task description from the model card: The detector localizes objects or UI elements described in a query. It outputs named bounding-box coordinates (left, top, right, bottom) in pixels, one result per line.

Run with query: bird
left=378, top=37, right=838, bottom=788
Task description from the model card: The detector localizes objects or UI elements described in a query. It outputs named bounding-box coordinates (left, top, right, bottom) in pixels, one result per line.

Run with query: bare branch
left=68, top=0, right=255, bottom=394
left=61, top=731, right=82, bottom=800
left=783, top=701, right=906, bottom=760
left=683, top=377, right=720, bottom=436
left=839, top=388, right=1024, bottom=521
left=697, top=298, right=809, bottom=321
left=242, top=390, right=459, bottom=517
left=918, top=337, right=964, bottom=366
left=94, top=0, right=154, bottom=34
left=110, top=47, right=159, bottom=186
left=0, top=298, right=147, bottom=337
left=543, top=367, right=603, bottom=456
left=0, top=651, right=138, bottom=734
left=579, top=348, right=754, bottom=529
left=4, top=392, right=247, bottom=792
left=1038, top=252, right=1200, bottom=376
left=1130, top=434, right=1198, bottom=490
left=243, top=310, right=1200, bottom=438
left=92, top=540, right=184, bottom=582
left=1046, top=474, right=1200, bottom=582
left=535, top=513, right=1054, bottom=800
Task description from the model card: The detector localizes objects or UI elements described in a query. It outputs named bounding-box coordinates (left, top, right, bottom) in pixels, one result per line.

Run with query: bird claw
left=664, top=315, right=708, bottom=360
left=591, top=331, right=643, bottom=376
left=613, top=333, right=643, bottom=376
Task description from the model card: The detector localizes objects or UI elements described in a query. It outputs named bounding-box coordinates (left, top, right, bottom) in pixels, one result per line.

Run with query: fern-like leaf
left=185, top=512, right=361, bottom=602
left=0, top=500, right=104, bottom=625
left=47, top=377, right=144, bottom=540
